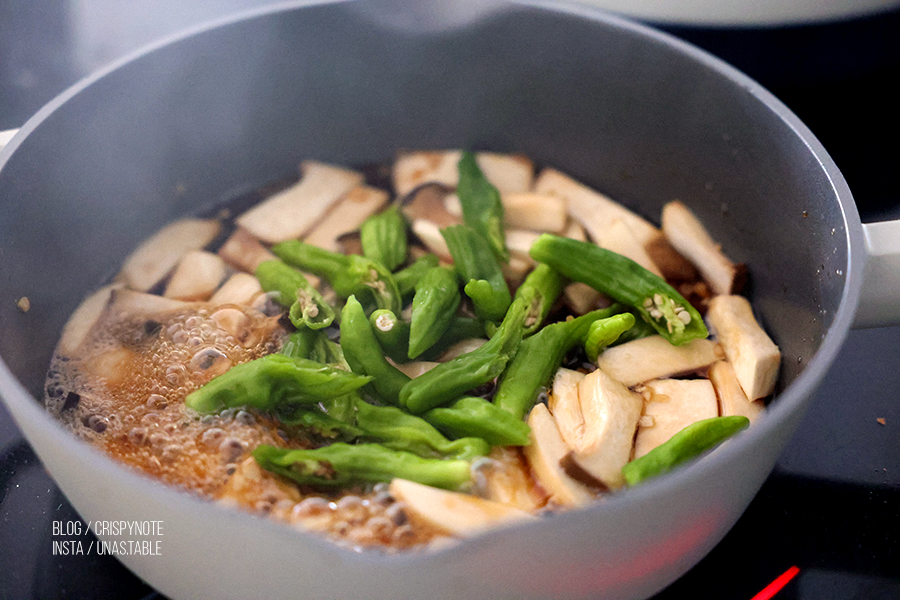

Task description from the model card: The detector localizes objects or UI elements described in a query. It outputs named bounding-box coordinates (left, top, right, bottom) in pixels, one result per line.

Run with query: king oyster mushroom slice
left=217, top=227, right=278, bottom=274
left=502, top=192, right=568, bottom=233
left=392, top=360, right=439, bottom=379
left=410, top=219, right=453, bottom=262
left=57, top=284, right=123, bottom=358
left=562, top=218, right=588, bottom=242
left=302, top=185, right=390, bottom=252
left=564, top=367, right=644, bottom=490
left=708, top=360, right=764, bottom=422
left=118, top=218, right=221, bottom=292
left=209, top=272, right=263, bottom=306
left=389, top=478, right=536, bottom=538
left=504, top=229, right=540, bottom=265
left=597, top=219, right=664, bottom=278
left=661, top=200, right=745, bottom=296
left=392, top=150, right=534, bottom=197
left=533, top=167, right=662, bottom=250
left=563, top=282, right=608, bottom=315
left=706, top=295, right=781, bottom=401
left=163, top=250, right=227, bottom=301
left=596, top=335, right=723, bottom=388
left=236, top=160, right=364, bottom=244
left=445, top=191, right=568, bottom=234
left=523, top=403, right=596, bottom=508
left=399, top=181, right=461, bottom=228
left=546, top=368, right=587, bottom=450
left=473, top=447, right=547, bottom=512
left=502, top=255, right=533, bottom=288
left=105, top=288, right=195, bottom=319
left=633, top=378, right=720, bottom=460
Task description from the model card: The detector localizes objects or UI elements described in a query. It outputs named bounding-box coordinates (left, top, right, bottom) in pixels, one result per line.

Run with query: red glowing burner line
left=750, top=566, right=801, bottom=600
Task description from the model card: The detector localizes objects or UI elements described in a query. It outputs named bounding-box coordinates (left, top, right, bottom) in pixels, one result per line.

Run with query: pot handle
left=854, top=219, right=900, bottom=328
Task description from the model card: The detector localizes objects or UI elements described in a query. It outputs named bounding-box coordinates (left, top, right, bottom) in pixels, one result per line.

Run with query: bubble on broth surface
left=44, top=304, right=284, bottom=495
left=44, top=300, right=443, bottom=551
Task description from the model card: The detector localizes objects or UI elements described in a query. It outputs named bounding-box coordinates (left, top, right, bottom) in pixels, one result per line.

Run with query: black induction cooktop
left=1, top=3, right=898, bottom=599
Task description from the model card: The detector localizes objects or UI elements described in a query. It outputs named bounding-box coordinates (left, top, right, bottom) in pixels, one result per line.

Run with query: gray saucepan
left=1, top=1, right=899, bottom=599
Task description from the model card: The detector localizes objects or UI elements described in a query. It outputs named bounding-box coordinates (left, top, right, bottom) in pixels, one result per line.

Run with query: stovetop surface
left=1, top=3, right=898, bottom=599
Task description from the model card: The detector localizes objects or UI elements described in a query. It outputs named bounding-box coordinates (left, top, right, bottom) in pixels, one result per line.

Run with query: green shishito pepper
left=621, top=416, right=751, bottom=486
left=408, top=265, right=461, bottom=359
left=456, top=151, right=508, bottom=262
left=254, top=260, right=335, bottom=330
left=354, top=399, right=489, bottom=460
left=339, top=295, right=410, bottom=405
left=584, top=312, right=636, bottom=362
left=529, top=234, right=708, bottom=346
left=612, top=310, right=657, bottom=347
left=368, top=309, right=410, bottom=363
left=512, top=262, right=563, bottom=337
left=360, top=204, right=408, bottom=272
left=279, top=329, right=347, bottom=369
left=271, top=240, right=401, bottom=314
left=393, top=254, right=440, bottom=298
left=441, top=224, right=511, bottom=322
left=184, top=354, right=371, bottom=414
left=253, top=443, right=472, bottom=490
left=400, top=297, right=528, bottom=414
left=424, top=396, right=531, bottom=447
left=277, top=396, right=364, bottom=440
left=493, top=306, right=623, bottom=420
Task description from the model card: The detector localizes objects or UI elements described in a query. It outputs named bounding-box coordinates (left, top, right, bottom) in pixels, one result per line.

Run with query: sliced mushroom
left=399, top=182, right=461, bottom=228
left=644, top=234, right=700, bottom=283
left=106, top=288, right=194, bottom=319
left=597, top=219, right=663, bottom=278
left=563, top=282, right=607, bottom=315
left=58, top=284, right=122, bottom=357
left=302, top=185, right=390, bottom=252
left=393, top=150, right=461, bottom=197
left=436, top=338, right=487, bottom=362
left=209, top=272, right=263, bottom=306
left=523, top=403, right=596, bottom=508
left=708, top=360, right=764, bottom=422
left=83, top=346, right=137, bottom=386
left=476, top=152, right=534, bottom=194
left=706, top=295, right=780, bottom=400
left=118, top=218, right=220, bottom=292
left=217, top=227, right=278, bottom=274
left=410, top=219, right=452, bottom=261
left=236, top=160, right=364, bottom=244
left=392, top=360, right=439, bottom=379
left=335, top=230, right=364, bottom=256
left=389, top=478, right=535, bottom=538
left=163, top=250, right=226, bottom=301
left=546, top=368, right=586, bottom=450
left=661, top=200, right=744, bottom=296
left=218, top=457, right=302, bottom=511
left=393, top=150, right=534, bottom=197
left=533, top=167, right=661, bottom=248
left=474, top=447, right=547, bottom=512
left=566, top=367, right=644, bottom=489
left=504, top=228, right=540, bottom=264
left=595, top=335, right=722, bottom=388
left=501, top=192, right=568, bottom=233
left=502, top=256, right=533, bottom=288
left=562, top=218, right=588, bottom=242
left=633, top=378, right=719, bottom=459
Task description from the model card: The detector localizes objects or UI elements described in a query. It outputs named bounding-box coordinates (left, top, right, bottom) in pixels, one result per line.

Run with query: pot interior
left=0, top=0, right=851, bottom=437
